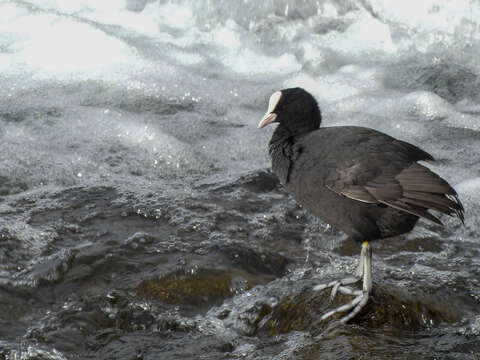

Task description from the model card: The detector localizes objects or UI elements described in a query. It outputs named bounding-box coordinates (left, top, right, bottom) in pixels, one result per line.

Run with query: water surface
left=0, top=1, right=479, bottom=359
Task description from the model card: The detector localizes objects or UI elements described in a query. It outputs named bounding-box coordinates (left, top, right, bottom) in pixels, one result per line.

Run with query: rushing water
left=1, top=0, right=480, bottom=359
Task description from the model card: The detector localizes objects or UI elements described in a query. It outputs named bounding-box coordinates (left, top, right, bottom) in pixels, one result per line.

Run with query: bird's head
left=258, top=87, right=321, bottom=135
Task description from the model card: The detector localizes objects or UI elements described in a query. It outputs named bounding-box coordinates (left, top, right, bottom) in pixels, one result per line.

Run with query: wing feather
left=326, top=161, right=464, bottom=225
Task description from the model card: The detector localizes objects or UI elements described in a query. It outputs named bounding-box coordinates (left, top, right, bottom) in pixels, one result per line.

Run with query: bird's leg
left=314, top=241, right=373, bottom=323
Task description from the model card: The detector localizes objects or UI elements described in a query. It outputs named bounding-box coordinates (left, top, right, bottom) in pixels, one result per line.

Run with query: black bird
left=258, top=87, right=464, bottom=323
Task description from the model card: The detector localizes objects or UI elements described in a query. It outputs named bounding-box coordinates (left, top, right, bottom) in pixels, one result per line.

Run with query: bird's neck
left=268, top=125, right=297, bottom=185
left=269, top=124, right=293, bottom=149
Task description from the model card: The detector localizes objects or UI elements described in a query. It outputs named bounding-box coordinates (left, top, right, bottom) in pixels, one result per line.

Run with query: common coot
left=258, top=87, right=464, bottom=323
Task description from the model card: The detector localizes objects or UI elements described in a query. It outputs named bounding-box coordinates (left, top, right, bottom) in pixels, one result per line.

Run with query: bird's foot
left=314, top=241, right=373, bottom=324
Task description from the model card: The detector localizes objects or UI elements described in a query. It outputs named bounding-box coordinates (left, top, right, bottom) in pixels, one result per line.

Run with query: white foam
left=0, top=0, right=478, bottom=190
left=212, top=22, right=242, bottom=50
left=321, top=13, right=397, bottom=57
left=286, top=64, right=386, bottom=104
left=186, top=19, right=302, bottom=76
left=402, top=91, right=453, bottom=121
left=84, top=6, right=159, bottom=36
left=23, top=0, right=127, bottom=13
left=0, top=2, right=27, bottom=22
left=224, top=48, right=300, bottom=76
left=368, top=0, right=480, bottom=37
left=456, top=177, right=480, bottom=199
left=147, top=2, right=195, bottom=30
left=0, top=103, right=204, bottom=189
left=24, top=1, right=171, bottom=38
left=0, top=9, right=149, bottom=81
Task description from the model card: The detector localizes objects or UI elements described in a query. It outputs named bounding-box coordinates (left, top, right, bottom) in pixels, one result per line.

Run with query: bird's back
left=292, top=126, right=432, bottom=171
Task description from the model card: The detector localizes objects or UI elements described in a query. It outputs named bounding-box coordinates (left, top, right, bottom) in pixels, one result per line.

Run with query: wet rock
left=134, top=268, right=257, bottom=310
left=256, top=284, right=461, bottom=336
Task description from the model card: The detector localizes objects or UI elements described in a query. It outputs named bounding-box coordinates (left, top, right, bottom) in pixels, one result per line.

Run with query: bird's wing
left=295, top=126, right=464, bottom=225
left=325, top=158, right=464, bottom=225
